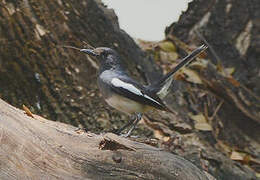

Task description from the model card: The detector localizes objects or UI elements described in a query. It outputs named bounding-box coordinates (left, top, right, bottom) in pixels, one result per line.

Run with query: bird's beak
left=80, top=49, right=98, bottom=56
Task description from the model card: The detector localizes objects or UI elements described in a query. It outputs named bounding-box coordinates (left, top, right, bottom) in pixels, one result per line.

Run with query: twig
left=209, top=100, right=224, bottom=121
left=83, top=41, right=95, bottom=49
left=57, top=45, right=99, bottom=70
left=195, top=30, right=221, bottom=63
left=57, top=45, right=81, bottom=51
left=195, top=30, right=230, bottom=77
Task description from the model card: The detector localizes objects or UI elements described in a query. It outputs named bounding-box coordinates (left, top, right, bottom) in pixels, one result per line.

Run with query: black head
left=80, top=47, right=117, bottom=59
left=80, top=47, right=122, bottom=70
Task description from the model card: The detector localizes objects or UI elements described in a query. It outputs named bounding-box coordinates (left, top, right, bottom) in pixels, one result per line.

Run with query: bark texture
left=0, top=99, right=211, bottom=180
left=163, top=0, right=260, bottom=155
left=143, top=0, right=259, bottom=179
left=0, top=0, right=159, bottom=132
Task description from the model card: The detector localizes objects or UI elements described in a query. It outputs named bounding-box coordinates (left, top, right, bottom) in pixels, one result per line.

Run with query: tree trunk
left=0, top=0, right=159, bottom=132
left=139, top=0, right=259, bottom=179
left=163, top=0, right=260, bottom=157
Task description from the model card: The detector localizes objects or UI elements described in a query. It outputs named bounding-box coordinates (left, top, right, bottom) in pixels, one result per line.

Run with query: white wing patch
left=156, top=77, right=173, bottom=99
left=111, top=78, right=161, bottom=105
left=111, top=78, right=142, bottom=96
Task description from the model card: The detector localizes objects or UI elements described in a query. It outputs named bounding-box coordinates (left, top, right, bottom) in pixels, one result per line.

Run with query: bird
left=80, top=44, right=208, bottom=137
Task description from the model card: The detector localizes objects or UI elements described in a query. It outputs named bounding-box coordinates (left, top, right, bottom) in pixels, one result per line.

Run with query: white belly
left=105, top=94, right=145, bottom=115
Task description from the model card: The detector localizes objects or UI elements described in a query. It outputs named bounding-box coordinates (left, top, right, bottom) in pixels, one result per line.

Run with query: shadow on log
left=0, top=99, right=213, bottom=180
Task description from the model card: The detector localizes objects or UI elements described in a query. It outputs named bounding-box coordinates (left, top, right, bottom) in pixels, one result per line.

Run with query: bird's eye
left=101, top=51, right=108, bottom=57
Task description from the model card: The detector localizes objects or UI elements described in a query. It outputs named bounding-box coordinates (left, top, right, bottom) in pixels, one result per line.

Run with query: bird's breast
left=105, top=94, right=146, bottom=115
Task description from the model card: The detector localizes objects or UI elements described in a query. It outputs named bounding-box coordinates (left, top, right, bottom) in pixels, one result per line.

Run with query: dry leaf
left=154, top=130, right=165, bottom=140
left=35, top=24, right=47, bottom=36
left=225, top=67, right=235, bottom=75
left=230, top=151, right=253, bottom=165
left=189, top=113, right=207, bottom=123
left=179, top=68, right=203, bottom=84
left=194, top=123, right=212, bottom=131
left=75, top=128, right=85, bottom=135
left=190, top=59, right=208, bottom=69
left=219, top=67, right=235, bottom=76
left=230, top=151, right=244, bottom=161
left=158, top=41, right=176, bottom=52
left=163, top=136, right=170, bottom=142
left=22, top=104, right=34, bottom=118
left=256, top=173, right=260, bottom=178
left=226, top=77, right=240, bottom=87
left=159, top=51, right=178, bottom=63
left=189, top=113, right=212, bottom=131
left=230, top=151, right=252, bottom=165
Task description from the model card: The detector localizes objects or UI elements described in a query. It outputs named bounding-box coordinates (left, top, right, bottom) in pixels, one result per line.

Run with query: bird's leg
left=121, top=113, right=142, bottom=137
left=113, top=114, right=136, bottom=135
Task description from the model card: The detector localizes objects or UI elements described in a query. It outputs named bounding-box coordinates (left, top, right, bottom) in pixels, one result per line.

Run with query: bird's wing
left=109, top=77, right=170, bottom=111
left=149, top=44, right=208, bottom=99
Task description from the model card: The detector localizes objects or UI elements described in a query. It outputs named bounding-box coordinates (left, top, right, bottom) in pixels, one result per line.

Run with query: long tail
left=149, top=44, right=208, bottom=99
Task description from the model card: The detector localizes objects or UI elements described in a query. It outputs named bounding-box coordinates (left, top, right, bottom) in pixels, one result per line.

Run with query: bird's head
left=80, top=47, right=117, bottom=60
left=80, top=47, right=122, bottom=70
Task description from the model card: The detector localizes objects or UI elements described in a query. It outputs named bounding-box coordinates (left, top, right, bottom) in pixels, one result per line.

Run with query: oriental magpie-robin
left=80, top=44, right=207, bottom=137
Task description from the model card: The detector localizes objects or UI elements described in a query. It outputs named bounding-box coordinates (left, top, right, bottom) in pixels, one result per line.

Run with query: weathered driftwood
left=0, top=99, right=211, bottom=180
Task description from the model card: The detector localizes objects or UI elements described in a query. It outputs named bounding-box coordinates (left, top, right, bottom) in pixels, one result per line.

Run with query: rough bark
left=0, top=0, right=159, bottom=132
left=0, top=98, right=212, bottom=180
left=163, top=0, right=260, bottom=153
left=139, top=0, right=259, bottom=179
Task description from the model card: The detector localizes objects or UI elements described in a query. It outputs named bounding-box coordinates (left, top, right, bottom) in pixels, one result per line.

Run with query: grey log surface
left=0, top=99, right=211, bottom=180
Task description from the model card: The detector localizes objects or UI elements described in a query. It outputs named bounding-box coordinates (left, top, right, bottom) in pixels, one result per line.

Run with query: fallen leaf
left=189, top=113, right=207, bottom=123
left=194, top=122, right=212, bottom=131
left=190, top=59, right=208, bottom=69
left=154, top=130, right=165, bottom=140
left=159, top=51, right=178, bottom=63
left=189, top=113, right=212, bottom=131
left=158, top=41, right=176, bottom=52
left=22, top=104, right=34, bottom=118
left=225, top=67, right=235, bottom=75
left=256, top=173, right=260, bottom=178
left=230, top=151, right=254, bottom=165
left=163, top=136, right=170, bottom=142
left=230, top=151, right=252, bottom=165
left=226, top=77, right=240, bottom=87
left=230, top=151, right=244, bottom=160
left=179, top=68, right=203, bottom=84
left=75, top=128, right=85, bottom=135
left=35, top=24, right=47, bottom=36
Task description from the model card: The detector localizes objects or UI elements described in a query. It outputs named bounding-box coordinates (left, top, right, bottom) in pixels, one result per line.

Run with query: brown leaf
left=189, top=113, right=207, bottom=123
left=189, top=113, right=212, bottom=131
left=194, top=123, right=212, bottom=131
left=230, top=151, right=252, bottom=165
left=154, top=130, right=166, bottom=140
left=22, top=104, right=34, bottom=118
left=179, top=68, right=203, bottom=84
left=226, top=77, right=240, bottom=87
left=230, top=151, right=244, bottom=161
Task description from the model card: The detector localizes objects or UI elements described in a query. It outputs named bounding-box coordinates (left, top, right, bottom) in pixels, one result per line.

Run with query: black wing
left=109, top=76, right=171, bottom=112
